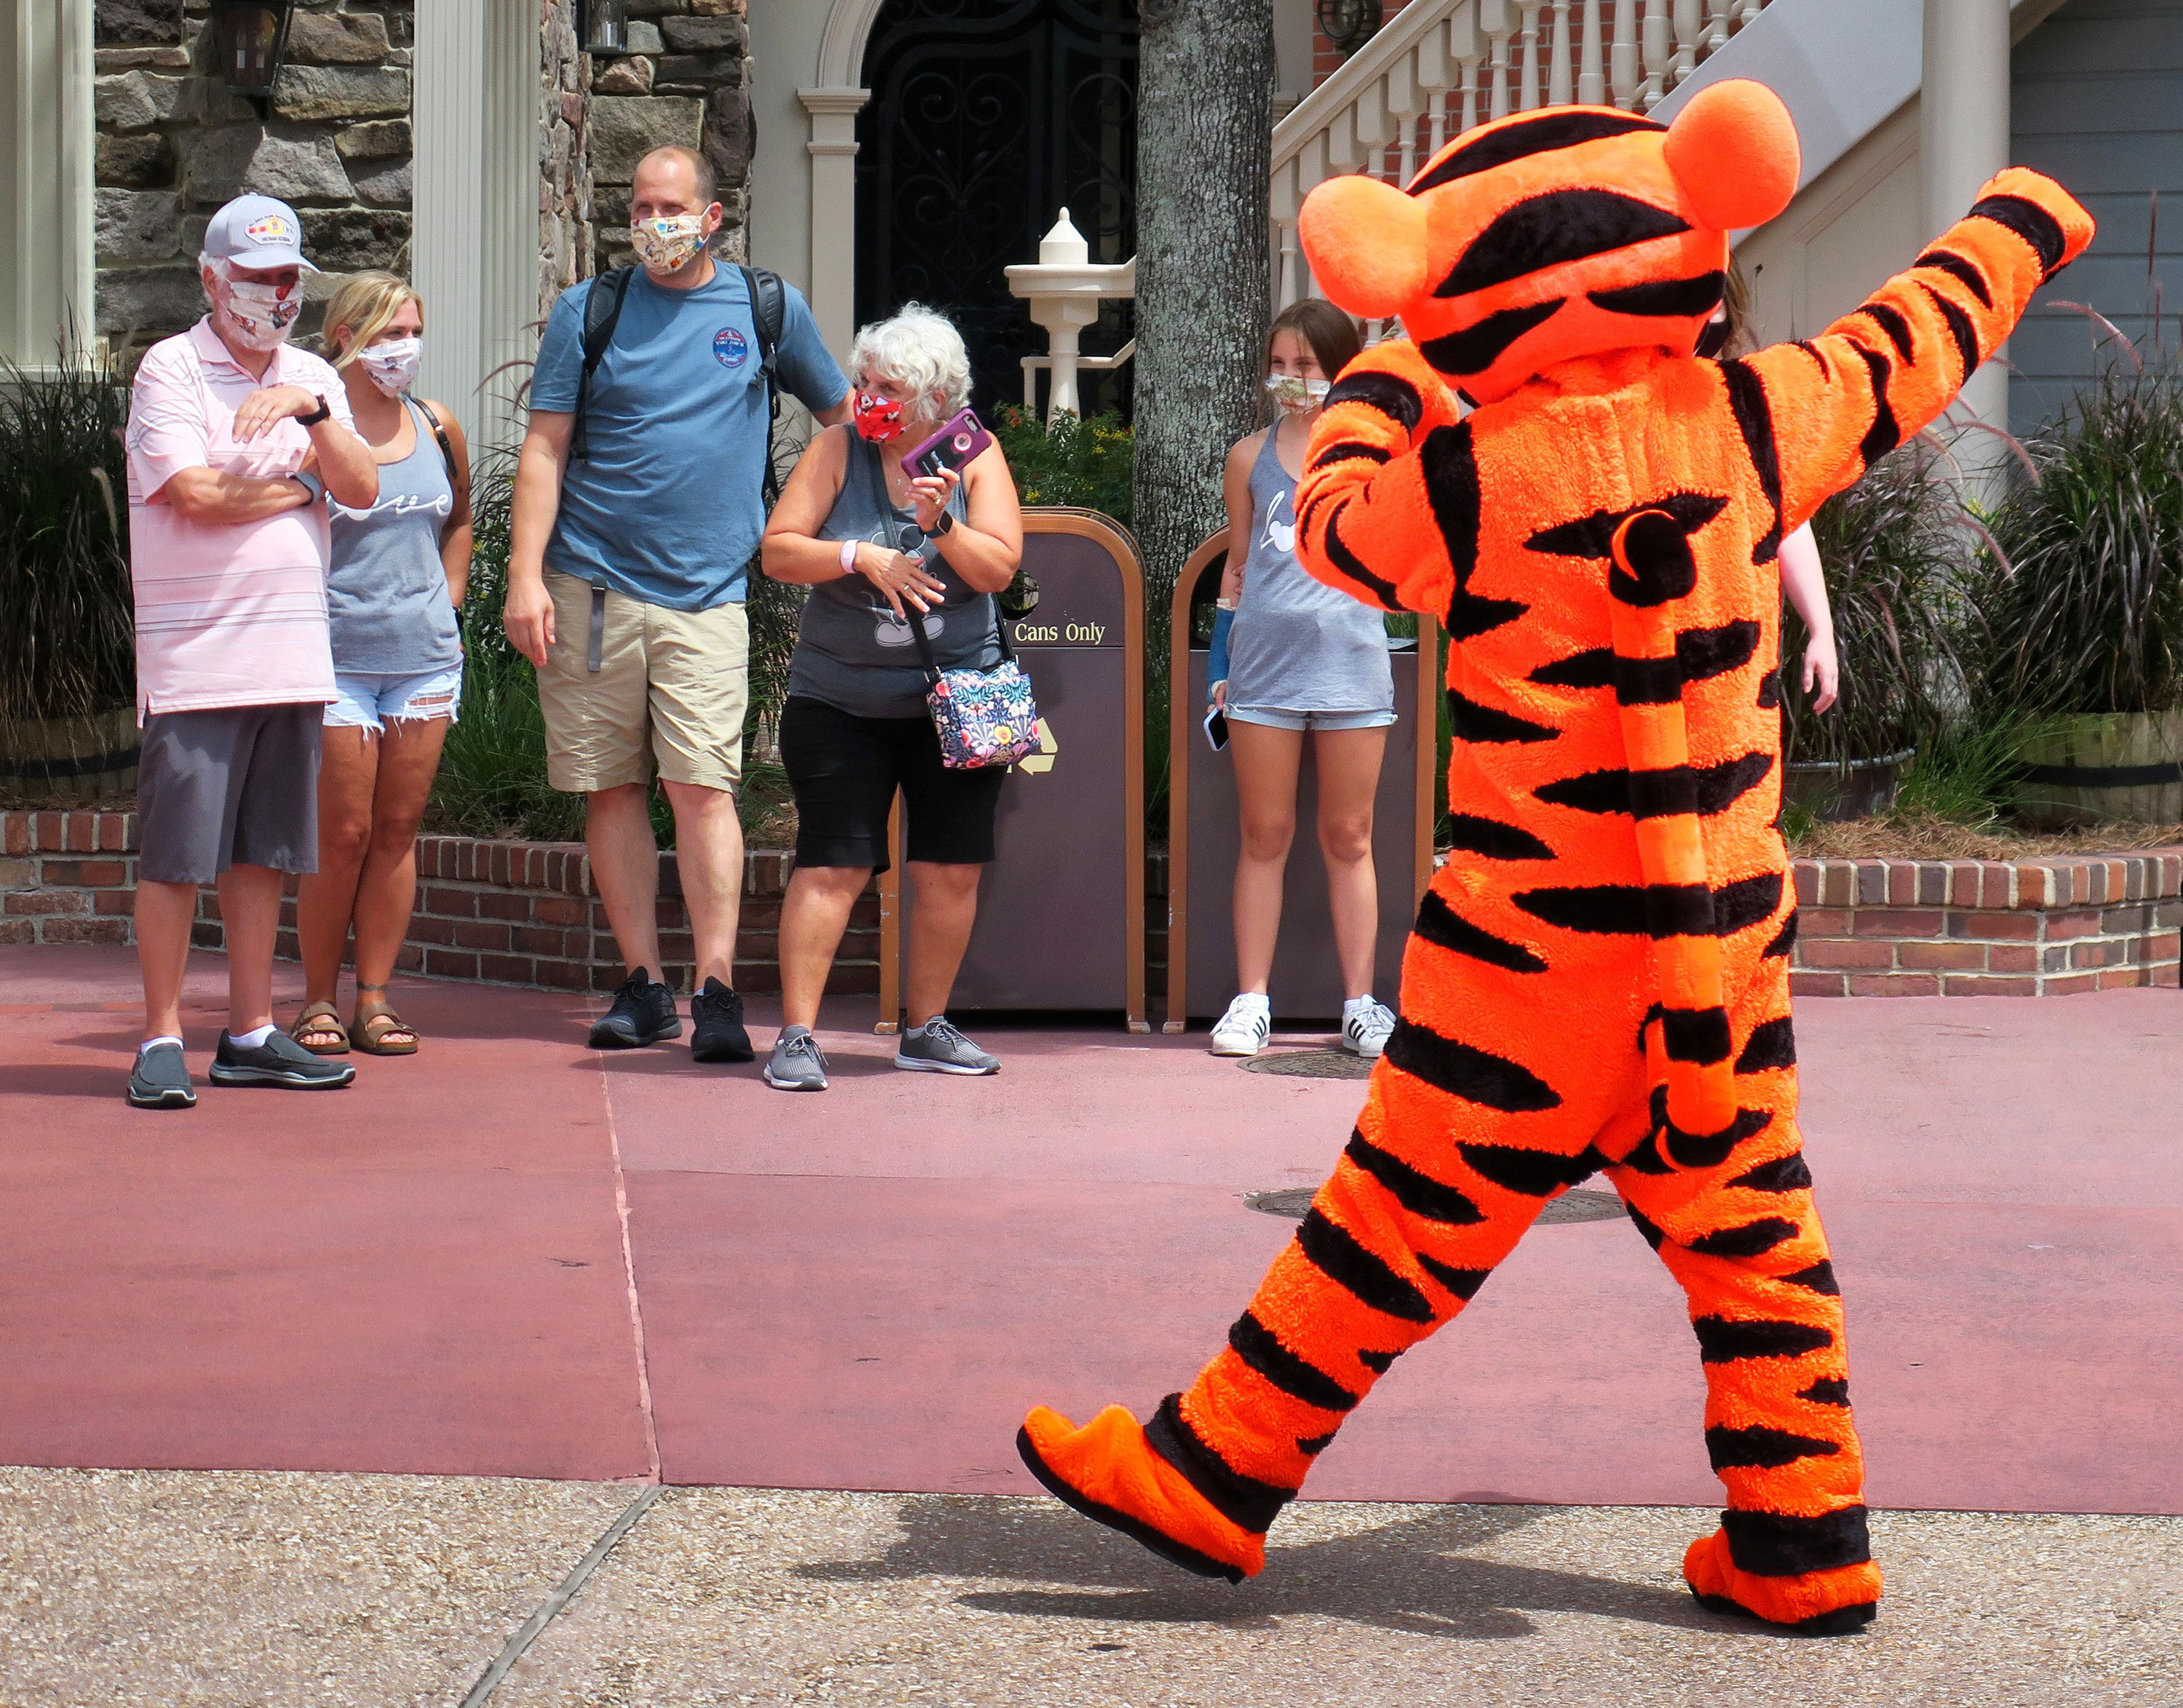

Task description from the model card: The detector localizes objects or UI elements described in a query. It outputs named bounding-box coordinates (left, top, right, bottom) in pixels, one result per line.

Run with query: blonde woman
left=290, top=273, right=474, bottom=1057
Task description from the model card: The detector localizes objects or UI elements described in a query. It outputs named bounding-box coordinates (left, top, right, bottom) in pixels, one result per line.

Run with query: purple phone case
left=901, top=409, right=993, bottom=482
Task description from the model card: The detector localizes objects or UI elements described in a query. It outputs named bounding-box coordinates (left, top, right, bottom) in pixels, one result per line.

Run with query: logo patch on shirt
left=713, top=326, right=749, bottom=369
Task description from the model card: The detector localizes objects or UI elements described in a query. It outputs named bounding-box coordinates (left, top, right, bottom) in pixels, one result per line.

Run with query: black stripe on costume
left=1309, top=440, right=1393, bottom=471
left=1322, top=502, right=1406, bottom=611
left=1756, top=667, right=1783, bottom=709
left=1857, top=302, right=1915, bottom=361
left=1532, top=621, right=1759, bottom=700
left=1358, top=1348, right=1401, bottom=1374
left=1407, top=108, right=1663, bottom=195
left=1454, top=1140, right=1597, bottom=1197
left=1446, top=589, right=1531, bottom=643
left=1529, top=647, right=1618, bottom=688
left=1855, top=345, right=1901, bottom=466
left=1693, top=1316, right=1833, bottom=1364
left=1730, top=1151, right=1813, bottom=1193
left=1228, top=1311, right=1360, bottom=1413
left=1714, top=873, right=1786, bottom=932
left=1297, top=1431, right=1336, bottom=1455
left=1660, top=1006, right=1733, bottom=1065
left=1762, top=910, right=1798, bottom=958
left=1441, top=811, right=1555, bottom=861
left=1706, top=1423, right=1842, bottom=1471
left=1799, top=1375, right=1852, bottom=1407
left=1589, top=271, right=1726, bottom=317
left=1968, top=193, right=2067, bottom=277
left=1613, top=654, right=1685, bottom=706
left=1298, top=1209, right=1437, bottom=1324
left=1447, top=685, right=1559, bottom=744
left=1919, top=280, right=1981, bottom=383
left=1719, top=359, right=1785, bottom=565
left=1422, top=299, right=1567, bottom=374
left=1662, top=1105, right=1774, bottom=1170
left=1343, top=1128, right=1487, bottom=1226
left=1384, top=1017, right=1564, bottom=1113
left=1512, top=872, right=1781, bottom=937
left=1781, top=1260, right=1841, bottom=1296
left=1914, top=246, right=1993, bottom=306
left=1735, top=1015, right=1797, bottom=1073
left=1627, top=1203, right=1669, bottom=1249
left=1416, top=1253, right=1492, bottom=1300
left=1145, top=1392, right=1293, bottom=1533
left=1524, top=490, right=1727, bottom=560
left=1324, top=369, right=1423, bottom=430
left=1434, top=191, right=1693, bottom=298
left=1685, top=1216, right=1801, bottom=1258
left=1413, top=891, right=1548, bottom=973
left=1674, top=619, right=1765, bottom=687
left=1722, top=1504, right=1872, bottom=1576
left=1421, top=421, right=1483, bottom=592
left=1607, top=510, right=1699, bottom=606
left=1621, top=1132, right=1675, bottom=1177
left=1533, top=752, right=1775, bottom=819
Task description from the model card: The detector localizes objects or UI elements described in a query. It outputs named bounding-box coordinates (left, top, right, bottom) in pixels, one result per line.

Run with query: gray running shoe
left=763, top=1025, right=830, bottom=1092
left=209, top=1028, right=357, bottom=1090
left=126, top=1041, right=196, bottom=1109
left=894, top=1016, right=1000, bottom=1076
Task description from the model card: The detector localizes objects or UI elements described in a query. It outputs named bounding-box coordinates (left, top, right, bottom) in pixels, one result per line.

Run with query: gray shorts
left=137, top=704, right=323, bottom=886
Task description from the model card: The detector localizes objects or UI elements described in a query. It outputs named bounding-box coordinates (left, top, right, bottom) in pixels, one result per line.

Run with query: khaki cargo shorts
left=538, top=569, right=749, bottom=795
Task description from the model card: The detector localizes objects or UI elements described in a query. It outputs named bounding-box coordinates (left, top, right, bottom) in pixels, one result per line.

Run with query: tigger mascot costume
left=1017, top=78, right=2092, bottom=1634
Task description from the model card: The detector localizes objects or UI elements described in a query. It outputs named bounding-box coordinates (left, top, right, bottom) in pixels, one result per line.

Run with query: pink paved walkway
left=1, top=942, right=2176, bottom=1514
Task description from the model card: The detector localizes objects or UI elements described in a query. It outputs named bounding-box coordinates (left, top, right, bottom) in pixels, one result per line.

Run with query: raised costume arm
left=1732, top=167, right=2093, bottom=543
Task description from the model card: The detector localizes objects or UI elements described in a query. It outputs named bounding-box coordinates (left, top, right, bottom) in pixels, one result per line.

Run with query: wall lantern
left=1316, top=0, right=1383, bottom=59
left=581, top=0, right=629, bottom=55
left=208, top=0, right=296, bottom=106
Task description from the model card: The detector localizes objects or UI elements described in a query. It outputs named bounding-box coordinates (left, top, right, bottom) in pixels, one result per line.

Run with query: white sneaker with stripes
left=1343, top=996, right=1397, bottom=1060
left=1209, top=993, right=1272, bottom=1057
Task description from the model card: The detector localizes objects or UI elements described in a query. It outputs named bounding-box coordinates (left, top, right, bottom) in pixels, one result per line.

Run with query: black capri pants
left=779, top=694, right=1007, bottom=873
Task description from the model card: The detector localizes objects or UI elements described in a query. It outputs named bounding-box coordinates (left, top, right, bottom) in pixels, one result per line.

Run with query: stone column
left=798, top=86, right=869, bottom=360
left=1922, top=0, right=2012, bottom=438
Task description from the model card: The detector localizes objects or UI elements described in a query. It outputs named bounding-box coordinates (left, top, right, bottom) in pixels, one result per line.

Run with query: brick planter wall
left=7, top=811, right=2177, bottom=999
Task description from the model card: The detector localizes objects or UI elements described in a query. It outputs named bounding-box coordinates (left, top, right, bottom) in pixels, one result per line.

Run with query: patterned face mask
left=358, top=336, right=421, bottom=397
left=1264, top=373, right=1330, bottom=415
left=211, top=262, right=301, bottom=350
left=630, top=213, right=709, bottom=274
left=854, top=392, right=906, bottom=443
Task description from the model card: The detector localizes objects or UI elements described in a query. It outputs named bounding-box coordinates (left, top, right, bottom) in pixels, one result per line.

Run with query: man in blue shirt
left=506, top=146, right=851, bottom=1062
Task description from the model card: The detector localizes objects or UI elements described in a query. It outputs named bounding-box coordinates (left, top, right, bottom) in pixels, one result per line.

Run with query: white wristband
left=838, top=538, right=859, bottom=576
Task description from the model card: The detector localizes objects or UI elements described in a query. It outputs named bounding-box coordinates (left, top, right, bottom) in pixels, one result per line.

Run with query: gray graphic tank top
left=1225, top=426, right=1394, bottom=714
left=325, top=397, right=461, bottom=675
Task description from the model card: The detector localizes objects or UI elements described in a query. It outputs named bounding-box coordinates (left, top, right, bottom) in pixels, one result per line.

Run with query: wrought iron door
left=856, top=0, right=1138, bottom=421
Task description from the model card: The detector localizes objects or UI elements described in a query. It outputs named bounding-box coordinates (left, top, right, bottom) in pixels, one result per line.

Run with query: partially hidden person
left=503, top=145, right=851, bottom=1063
left=758, top=305, right=1025, bottom=1091
left=1017, top=85, right=2092, bottom=1634
left=285, top=273, right=472, bottom=1060
left=122, top=194, right=382, bottom=1108
left=1206, top=298, right=1400, bottom=1063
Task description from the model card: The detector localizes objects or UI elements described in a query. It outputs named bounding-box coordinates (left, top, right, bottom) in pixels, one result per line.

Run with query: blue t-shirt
left=531, top=265, right=848, bottom=609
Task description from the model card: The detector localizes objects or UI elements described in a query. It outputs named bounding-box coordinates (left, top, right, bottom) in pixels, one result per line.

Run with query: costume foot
left=1683, top=1529, right=1881, bottom=1635
left=1017, top=1405, right=1265, bottom=1584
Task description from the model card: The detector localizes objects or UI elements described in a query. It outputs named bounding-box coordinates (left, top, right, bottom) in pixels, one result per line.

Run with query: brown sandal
left=291, top=1001, right=350, bottom=1056
left=351, top=986, right=418, bottom=1057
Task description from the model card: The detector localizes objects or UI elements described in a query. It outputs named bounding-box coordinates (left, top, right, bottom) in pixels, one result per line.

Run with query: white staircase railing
left=1270, top=0, right=1773, bottom=313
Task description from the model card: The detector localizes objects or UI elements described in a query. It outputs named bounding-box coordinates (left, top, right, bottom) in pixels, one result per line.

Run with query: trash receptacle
left=1164, top=528, right=1439, bottom=1033
left=879, top=509, right=1149, bottom=1031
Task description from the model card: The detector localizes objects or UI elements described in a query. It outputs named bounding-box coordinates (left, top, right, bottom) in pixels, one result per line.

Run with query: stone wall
left=540, top=0, right=594, bottom=303
left=94, top=0, right=415, bottom=364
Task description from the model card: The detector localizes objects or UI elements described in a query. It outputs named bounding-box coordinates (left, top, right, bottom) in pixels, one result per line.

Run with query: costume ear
left=1664, top=79, right=1800, bottom=231
left=1297, top=175, right=1430, bottom=321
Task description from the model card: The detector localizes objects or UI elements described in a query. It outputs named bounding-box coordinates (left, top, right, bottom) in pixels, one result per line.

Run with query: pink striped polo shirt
left=124, top=317, right=356, bottom=717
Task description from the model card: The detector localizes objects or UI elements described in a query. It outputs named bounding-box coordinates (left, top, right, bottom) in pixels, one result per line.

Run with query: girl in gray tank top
left=326, top=394, right=463, bottom=675
left=1206, top=301, right=1400, bottom=1066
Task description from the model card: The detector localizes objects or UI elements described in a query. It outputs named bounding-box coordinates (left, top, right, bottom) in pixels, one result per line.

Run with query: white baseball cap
left=200, top=194, right=318, bottom=272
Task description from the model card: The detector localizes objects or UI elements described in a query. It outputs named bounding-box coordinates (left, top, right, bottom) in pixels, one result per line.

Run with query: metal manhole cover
left=1245, top=1185, right=1623, bottom=1225
left=1237, top=1049, right=1374, bottom=1080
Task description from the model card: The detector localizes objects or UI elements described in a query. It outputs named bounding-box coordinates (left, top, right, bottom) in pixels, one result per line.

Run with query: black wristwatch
left=295, top=394, right=332, bottom=428
left=931, top=509, right=955, bottom=536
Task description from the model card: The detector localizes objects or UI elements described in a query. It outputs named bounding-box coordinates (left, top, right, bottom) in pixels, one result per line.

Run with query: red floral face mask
left=853, top=392, right=904, bottom=443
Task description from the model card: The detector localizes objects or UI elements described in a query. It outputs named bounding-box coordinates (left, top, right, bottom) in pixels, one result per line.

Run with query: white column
left=1922, top=0, right=2013, bottom=437
left=798, top=87, right=870, bottom=361
left=1, top=0, right=94, bottom=368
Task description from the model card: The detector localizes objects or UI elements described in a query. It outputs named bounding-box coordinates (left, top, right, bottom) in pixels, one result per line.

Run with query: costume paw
left=1017, top=1404, right=1265, bottom=1584
left=1683, top=1528, right=1882, bottom=1636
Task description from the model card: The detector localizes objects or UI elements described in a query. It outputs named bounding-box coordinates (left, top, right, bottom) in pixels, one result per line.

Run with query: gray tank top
left=325, top=397, right=461, bottom=675
left=785, top=430, right=995, bottom=720
left=1225, top=426, right=1395, bottom=713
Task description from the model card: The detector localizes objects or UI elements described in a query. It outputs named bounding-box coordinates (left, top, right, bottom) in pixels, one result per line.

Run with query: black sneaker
left=208, top=1029, right=357, bottom=1090
left=589, top=968, right=682, bottom=1049
left=690, top=977, right=753, bottom=1063
left=126, top=1041, right=196, bottom=1109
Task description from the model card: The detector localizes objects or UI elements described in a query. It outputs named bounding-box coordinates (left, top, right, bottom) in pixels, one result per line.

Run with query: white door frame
left=1, top=0, right=95, bottom=370
left=797, top=0, right=891, bottom=354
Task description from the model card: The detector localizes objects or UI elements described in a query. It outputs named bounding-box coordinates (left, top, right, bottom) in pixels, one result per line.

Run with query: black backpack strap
left=738, top=263, right=787, bottom=505
left=406, top=394, right=458, bottom=486
left=570, top=266, right=636, bottom=464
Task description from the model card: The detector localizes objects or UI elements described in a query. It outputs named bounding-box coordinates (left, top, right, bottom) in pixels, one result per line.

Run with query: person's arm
left=154, top=468, right=315, bottom=525
left=1776, top=520, right=1839, bottom=714
left=423, top=400, right=475, bottom=611
left=813, top=394, right=854, bottom=429
left=908, top=441, right=1021, bottom=595
left=230, top=384, right=378, bottom=509
left=1211, top=434, right=1259, bottom=709
left=763, top=426, right=948, bottom=619
left=504, top=410, right=571, bottom=668
left=773, top=285, right=854, bottom=429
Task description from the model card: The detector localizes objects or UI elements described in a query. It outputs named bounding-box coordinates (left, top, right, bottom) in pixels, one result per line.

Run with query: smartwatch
left=295, top=394, right=332, bottom=428
left=931, top=510, right=956, bottom=537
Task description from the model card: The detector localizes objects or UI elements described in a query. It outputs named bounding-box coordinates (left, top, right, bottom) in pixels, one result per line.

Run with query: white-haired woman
left=759, top=303, right=1023, bottom=1092
left=289, top=271, right=472, bottom=1059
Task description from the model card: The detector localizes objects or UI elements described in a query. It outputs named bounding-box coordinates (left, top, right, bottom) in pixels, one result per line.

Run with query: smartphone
left=901, top=408, right=993, bottom=482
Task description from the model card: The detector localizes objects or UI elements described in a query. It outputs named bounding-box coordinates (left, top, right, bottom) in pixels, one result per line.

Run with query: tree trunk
left=1132, top=0, right=1276, bottom=659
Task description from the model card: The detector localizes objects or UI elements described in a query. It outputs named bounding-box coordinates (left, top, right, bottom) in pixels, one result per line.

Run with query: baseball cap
left=200, top=194, right=318, bottom=272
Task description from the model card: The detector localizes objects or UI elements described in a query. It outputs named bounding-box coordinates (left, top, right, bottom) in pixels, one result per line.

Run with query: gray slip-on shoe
left=893, top=1017, right=1001, bottom=1076
left=209, top=1028, right=357, bottom=1089
left=126, top=1041, right=196, bottom=1109
left=763, top=1025, right=830, bottom=1092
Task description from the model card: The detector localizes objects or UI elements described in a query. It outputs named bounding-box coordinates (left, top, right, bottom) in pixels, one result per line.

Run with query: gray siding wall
left=2012, top=0, right=2183, bottom=429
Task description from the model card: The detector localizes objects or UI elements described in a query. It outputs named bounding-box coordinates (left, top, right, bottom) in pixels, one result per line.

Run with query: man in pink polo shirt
left=122, top=194, right=381, bottom=1109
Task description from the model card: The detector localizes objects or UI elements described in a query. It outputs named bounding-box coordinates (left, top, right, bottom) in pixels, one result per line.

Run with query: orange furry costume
left=1020, top=82, right=2091, bottom=1633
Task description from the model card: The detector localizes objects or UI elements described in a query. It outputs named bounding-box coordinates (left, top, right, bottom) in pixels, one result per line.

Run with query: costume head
left=1297, top=81, right=1801, bottom=402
